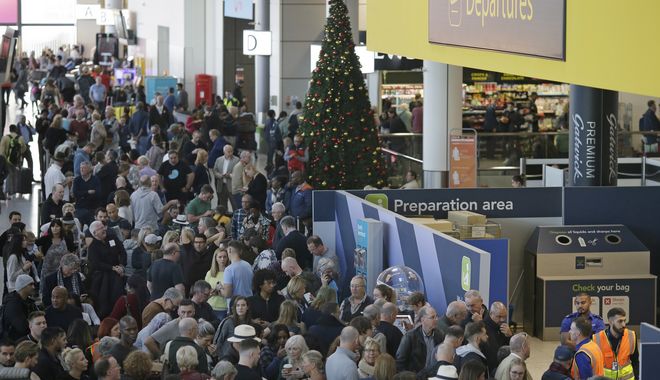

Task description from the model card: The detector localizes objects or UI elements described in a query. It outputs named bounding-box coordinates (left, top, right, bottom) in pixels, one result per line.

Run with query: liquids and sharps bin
left=524, top=225, right=657, bottom=340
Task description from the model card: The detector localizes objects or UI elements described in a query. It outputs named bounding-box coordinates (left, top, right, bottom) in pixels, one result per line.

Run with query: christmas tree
left=298, top=0, right=386, bottom=190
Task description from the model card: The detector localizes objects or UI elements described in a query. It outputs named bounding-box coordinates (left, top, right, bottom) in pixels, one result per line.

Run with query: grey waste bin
left=524, top=224, right=656, bottom=340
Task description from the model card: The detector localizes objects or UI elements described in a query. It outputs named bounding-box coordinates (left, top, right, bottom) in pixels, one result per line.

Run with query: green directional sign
left=461, top=256, right=471, bottom=291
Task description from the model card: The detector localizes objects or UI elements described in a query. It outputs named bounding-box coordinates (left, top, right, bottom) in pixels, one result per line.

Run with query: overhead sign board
left=311, top=44, right=375, bottom=74
left=428, top=0, right=566, bottom=60
left=243, top=30, right=272, bottom=56
left=225, top=0, right=253, bottom=20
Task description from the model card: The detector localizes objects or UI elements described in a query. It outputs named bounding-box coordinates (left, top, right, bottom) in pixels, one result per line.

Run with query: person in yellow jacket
left=569, top=316, right=605, bottom=379
left=593, top=307, right=638, bottom=380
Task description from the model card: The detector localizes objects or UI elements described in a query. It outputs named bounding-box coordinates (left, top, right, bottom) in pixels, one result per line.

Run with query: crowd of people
left=0, top=50, right=641, bottom=380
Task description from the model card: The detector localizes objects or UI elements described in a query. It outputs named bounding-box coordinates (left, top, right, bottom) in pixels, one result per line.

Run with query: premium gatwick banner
left=429, top=0, right=566, bottom=60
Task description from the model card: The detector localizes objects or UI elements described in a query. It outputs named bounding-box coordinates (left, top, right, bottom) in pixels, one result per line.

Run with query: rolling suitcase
left=6, top=167, right=31, bottom=195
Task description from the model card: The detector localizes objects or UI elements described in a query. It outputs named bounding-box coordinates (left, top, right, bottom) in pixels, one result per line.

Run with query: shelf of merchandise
left=381, top=84, right=424, bottom=107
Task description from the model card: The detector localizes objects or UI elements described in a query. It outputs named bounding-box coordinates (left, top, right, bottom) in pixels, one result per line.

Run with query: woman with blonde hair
left=61, top=347, right=89, bottom=380
left=44, top=114, right=67, bottom=156
left=285, top=276, right=308, bottom=317
left=278, top=335, right=309, bottom=380
left=274, top=300, right=305, bottom=335
left=358, top=338, right=381, bottom=378
left=161, top=230, right=180, bottom=248
left=500, top=357, right=527, bottom=380
left=372, top=353, right=396, bottom=380
left=176, top=345, right=210, bottom=380
left=242, top=163, right=267, bottom=211
left=301, top=350, right=325, bottom=380
left=302, top=286, right=337, bottom=328
left=205, top=247, right=229, bottom=320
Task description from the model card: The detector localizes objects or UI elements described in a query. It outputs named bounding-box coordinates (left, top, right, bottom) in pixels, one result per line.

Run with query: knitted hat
left=15, top=274, right=35, bottom=292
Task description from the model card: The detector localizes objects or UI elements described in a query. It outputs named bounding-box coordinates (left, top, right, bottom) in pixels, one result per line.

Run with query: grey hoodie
left=130, top=186, right=164, bottom=230
left=123, top=238, right=139, bottom=277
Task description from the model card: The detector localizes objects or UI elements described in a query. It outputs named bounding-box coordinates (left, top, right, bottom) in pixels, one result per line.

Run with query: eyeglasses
left=364, top=349, right=378, bottom=353
left=350, top=284, right=365, bottom=288
left=510, top=371, right=525, bottom=376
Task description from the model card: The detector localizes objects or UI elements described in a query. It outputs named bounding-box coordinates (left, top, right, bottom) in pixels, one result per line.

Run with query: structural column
left=568, top=85, right=618, bottom=186
left=254, top=0, right=270, bottom=121
left=422, top=60, right=462, bottom=188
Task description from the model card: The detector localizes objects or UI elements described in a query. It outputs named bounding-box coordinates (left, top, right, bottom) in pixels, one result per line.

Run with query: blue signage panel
left=465, top=239, right=509, bottom=307
left=543, top=278, right=656, bottom=327
left=349, top=188, right=563, bottom=218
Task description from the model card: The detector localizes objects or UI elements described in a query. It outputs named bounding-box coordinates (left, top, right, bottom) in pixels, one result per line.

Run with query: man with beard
left=592, top=307, right=638, bottom=379
left=560, top=292, right=605, bottom=350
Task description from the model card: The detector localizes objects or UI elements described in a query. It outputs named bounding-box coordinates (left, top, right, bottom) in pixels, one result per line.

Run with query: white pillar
left=367, top=72, right=380, bottom=110
left=184, top=0, right=206, bottom=98
left=254, top=0, right=270, bottom=120
left=422, top=60, right=462, bottom=188
left=269, top=0, right=281, bottom=112
left=104, top=0, right=122, bottom=34
left=205, top=0, right=224, bottom=97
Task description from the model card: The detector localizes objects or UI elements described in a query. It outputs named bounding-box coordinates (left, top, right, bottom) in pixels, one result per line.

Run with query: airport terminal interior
left=0, top=0, right=659, bottom=379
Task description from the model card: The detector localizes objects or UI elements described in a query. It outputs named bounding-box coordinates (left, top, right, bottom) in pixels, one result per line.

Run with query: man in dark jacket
left=96, top=150, right=119, bottom=204
left=541, top=345, right=574, bottom=380
left=128, top=102, right=150, bottom=154
left=454, top=321, right=489, bottom=374
left=641, top=99, right=660, bottom=150
left=396, top=306, right=444, bottom=372
left=438, top=300, right=468, bottom=336
left=378, top=302, right=403, bottom=357
left=275, top=216, right=311, bottom=269
left=308, top=303, right=345, bottom=357
left=339, top=276, right=373, bottom=323
left=44, top=287, right=82, bottom=332
left=40, top=183, right=65, bottom=225
left=483, top=301, right=512, bottom=373
left=1, top=275, right=37, bottom=341
left=72, top=161, right=101, bottom=227
left=32, top=327, right=67, bottom=380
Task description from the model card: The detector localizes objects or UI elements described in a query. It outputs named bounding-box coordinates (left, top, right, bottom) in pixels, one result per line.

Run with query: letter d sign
left=242, top=30, right=272, bottom=56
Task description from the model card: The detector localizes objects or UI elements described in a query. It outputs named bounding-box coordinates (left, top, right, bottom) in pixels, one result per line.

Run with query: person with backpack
left=0, top=124, right=26, bottom=169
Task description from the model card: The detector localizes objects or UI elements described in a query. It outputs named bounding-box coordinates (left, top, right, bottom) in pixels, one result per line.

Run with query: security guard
left=593, top=307, right=638, bottom=380
left=560, top=292, right=605, bottom=349
left=570, top=316, right=605, bottom=379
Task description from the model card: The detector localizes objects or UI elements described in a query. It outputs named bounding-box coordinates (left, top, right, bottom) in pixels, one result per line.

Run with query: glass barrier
left=378, top=131, right=660, bottom=187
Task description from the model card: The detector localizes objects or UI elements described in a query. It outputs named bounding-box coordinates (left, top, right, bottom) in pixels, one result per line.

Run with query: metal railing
left=520, top=156, right=660, bottom=186
left=378, top=131, right=660, bottom=186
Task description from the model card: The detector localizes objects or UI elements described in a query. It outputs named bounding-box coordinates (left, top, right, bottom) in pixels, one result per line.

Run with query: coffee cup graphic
left=449, top=0, right=462, bottom=27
